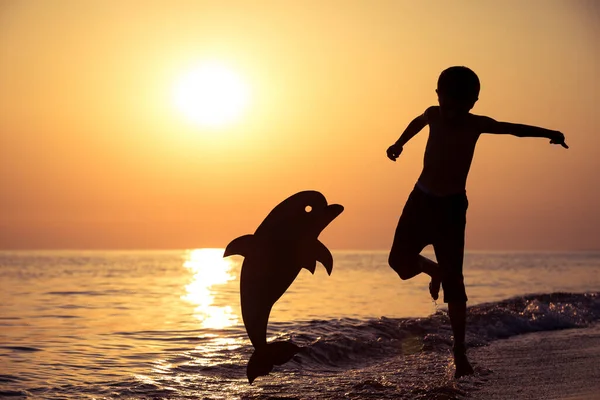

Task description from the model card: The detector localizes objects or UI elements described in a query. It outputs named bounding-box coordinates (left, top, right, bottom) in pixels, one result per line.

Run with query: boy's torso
left=417, top=107, right=483, bottom=196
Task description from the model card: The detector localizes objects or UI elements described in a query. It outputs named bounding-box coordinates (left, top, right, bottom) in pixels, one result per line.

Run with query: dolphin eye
left=305, top=205, right=312, bottom=213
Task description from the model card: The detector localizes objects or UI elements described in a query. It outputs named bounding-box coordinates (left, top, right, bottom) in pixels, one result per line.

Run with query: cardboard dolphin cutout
left=223, top=190, right=344, bottom=383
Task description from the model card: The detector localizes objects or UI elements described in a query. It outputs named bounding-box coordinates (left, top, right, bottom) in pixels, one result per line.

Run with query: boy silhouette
left=386, top=66, right=568, bottom=378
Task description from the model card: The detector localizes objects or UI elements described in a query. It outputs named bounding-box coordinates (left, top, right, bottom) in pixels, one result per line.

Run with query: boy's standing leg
left=448, top=303, right=468, bottom=357
left=433, top=194, right=474, bottom=378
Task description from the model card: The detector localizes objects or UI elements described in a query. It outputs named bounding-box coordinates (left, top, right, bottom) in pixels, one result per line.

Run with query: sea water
left=1, top=250, right=599, bottom=399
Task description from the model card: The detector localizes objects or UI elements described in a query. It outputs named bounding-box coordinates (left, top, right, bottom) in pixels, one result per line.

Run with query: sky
left=1, top=0, right=599, bottom=250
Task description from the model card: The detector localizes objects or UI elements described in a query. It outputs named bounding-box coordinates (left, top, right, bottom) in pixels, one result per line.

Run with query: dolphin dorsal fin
left=314, top=240, right=333, bottom=275
left=223, top=234, right=255, bottom=258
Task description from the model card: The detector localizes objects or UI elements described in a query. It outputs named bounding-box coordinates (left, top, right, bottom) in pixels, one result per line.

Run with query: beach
left=468, top=324, right=600, bottom=400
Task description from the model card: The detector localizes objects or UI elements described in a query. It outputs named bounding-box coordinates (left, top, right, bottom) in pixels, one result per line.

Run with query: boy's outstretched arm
left=480, top=117, right=568, bottom=148
left=387, top=112, right=429, bottom=161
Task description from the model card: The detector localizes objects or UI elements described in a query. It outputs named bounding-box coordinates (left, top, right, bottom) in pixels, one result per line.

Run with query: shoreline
left=467, top=324, right=600, bottom=400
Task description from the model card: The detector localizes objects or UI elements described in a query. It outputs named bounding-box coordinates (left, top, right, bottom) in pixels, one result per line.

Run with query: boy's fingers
left=550, top=139, right=569, bottom=149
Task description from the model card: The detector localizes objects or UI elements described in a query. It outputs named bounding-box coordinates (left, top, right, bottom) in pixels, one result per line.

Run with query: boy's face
left=436, top=90, right=477, bottom=120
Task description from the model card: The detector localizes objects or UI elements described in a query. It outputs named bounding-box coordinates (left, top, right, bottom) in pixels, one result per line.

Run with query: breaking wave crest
left=273, top=292, right=600, bottom=369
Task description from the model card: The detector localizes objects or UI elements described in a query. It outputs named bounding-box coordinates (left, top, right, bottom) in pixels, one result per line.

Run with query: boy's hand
left=386, top=143, right=403, bottom=161
left=549, top=131, right=568, bottom=149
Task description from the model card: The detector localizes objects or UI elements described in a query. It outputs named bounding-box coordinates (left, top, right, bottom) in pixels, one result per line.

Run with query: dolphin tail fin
left=247, top=341, right=301, bottom=384
left=224, top=234, right=254, bottom=258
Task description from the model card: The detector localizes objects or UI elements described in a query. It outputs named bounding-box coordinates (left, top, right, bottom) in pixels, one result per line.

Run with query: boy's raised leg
left=388, top=242, right=442, bottom=301
left=417, top=256, right=442, bottom=300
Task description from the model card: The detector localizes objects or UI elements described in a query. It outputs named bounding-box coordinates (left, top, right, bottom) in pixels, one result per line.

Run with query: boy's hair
left=437, top=66, right=480, bottom=102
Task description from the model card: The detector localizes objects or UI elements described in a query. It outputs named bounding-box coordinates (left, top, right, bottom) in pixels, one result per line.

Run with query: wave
left=272, top=292, right=600, bottom=369
left=0, top=346, right=43, bottom=352
left=100, top=292, right=600, bottom=373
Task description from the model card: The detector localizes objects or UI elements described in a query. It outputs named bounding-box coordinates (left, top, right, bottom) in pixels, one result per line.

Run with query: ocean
left=1, top=250, right=599, bottom=399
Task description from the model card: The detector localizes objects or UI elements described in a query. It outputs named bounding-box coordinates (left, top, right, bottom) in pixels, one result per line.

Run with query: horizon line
left=0, top=248, right=598, bottom=253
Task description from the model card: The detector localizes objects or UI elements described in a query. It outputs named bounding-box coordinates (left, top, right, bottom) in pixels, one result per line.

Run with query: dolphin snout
left=315, top=203, right=343, bottom=231
left=327, top=204, right=344, bottom=219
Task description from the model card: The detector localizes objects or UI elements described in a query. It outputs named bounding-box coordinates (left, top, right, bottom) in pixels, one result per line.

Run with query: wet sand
left=468, top=324, right=600, bottom=400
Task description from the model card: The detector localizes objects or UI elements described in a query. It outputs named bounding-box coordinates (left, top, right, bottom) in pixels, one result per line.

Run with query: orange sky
left=1, top=0, right=599, bottom=250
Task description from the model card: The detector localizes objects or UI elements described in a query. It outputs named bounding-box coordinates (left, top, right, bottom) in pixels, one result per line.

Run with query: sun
left=173, top=62, right=250, bottom=127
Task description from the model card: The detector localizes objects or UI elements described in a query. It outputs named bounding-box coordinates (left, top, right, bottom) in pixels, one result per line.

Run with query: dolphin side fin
left=300, top=240, right=332, bottom=275
left=223, top=234, right=254, bottom=258
left=314, top=240, right=333, bottom=275
left=302, top=261, right=317, bottom=275
left=300, top=248, right=317, bottom=274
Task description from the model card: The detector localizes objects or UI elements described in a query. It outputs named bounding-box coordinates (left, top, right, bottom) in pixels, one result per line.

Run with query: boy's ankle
left=452, top=343, right=474, bottom=378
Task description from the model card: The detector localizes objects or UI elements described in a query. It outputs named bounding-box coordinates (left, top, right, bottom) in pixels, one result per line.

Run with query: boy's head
left=436, top=66, right=480, bottom=118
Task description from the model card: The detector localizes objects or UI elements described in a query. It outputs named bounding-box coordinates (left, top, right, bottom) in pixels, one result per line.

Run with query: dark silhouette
left=386, top=66, right=568, bottom=378
left=223, top=190, right=343, bottom=384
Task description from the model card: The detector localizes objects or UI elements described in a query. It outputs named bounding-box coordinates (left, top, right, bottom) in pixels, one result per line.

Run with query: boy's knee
left=388, top=251, right=419, bottom=280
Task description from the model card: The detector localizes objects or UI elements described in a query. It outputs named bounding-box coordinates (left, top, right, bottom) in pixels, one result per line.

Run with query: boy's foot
left=453, top=344, right=474, bottom=379
left=429, top=276, right=441, bottom=301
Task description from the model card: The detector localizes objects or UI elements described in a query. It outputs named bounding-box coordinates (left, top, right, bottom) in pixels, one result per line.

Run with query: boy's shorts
left=390, top=185, right=469, bottom=303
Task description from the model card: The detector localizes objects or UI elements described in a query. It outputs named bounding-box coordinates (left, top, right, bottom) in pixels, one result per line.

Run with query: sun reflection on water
left=182, top=248, right=239, bottom=329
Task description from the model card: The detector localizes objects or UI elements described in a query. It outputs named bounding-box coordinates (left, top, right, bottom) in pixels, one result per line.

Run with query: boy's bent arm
left=386, top=113, right=428, bottom=161
left=387, top=107, right=435, bottom=161
left=479, top=116, right=568, bottom=148
left=394, top=113, right=428, bottom=147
